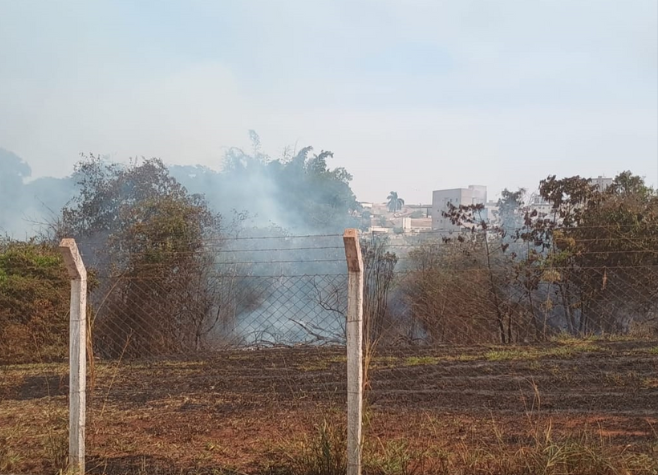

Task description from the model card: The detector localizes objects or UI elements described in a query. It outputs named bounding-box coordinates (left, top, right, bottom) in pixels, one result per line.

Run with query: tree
left=387, top=191, right=405, bottom=213
left=441, top=202, right=519, bottom=343
left=359, top=210, right=372, bottom=232
left=497, top=188, right=526, bottom=236
left=62, top=155, right=223, bottom=357
left=273, top=147, right=361, bottom=232
left=403, top=237, right=513, bottom=344
left=171, top=138, right=361, bottom=234
left=407, top=189, right=547, bottom=343
left=0, top=148, right=75, bottom=238
left=534, top=171, right=658, bottom=335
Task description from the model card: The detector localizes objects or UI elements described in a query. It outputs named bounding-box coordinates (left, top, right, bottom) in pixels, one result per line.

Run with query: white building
left=526, top=176, right=612, bottom=221
left=589, top=176, right=613, bottom=191
left=528, top=193, right=552, bottom=217
left=431, top=185, right=488, bottom=231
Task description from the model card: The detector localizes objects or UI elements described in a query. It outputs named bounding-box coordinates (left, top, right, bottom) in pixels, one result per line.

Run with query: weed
left=42, top=425, right=68, bottom=473
left=641, top=377, right=658, bottom=388
left=371, top=356, right=399, bottom=368
left=403, top=356, right=439, bottom=366
left=292, top=418, right=347, bottom=475
left=298, top=355, right=346, bottom=372
left=484, top=342, right=603, bottom=361
left=365, top=439, right=429, bottom=475
left=0, top=431, right=22, bottom=471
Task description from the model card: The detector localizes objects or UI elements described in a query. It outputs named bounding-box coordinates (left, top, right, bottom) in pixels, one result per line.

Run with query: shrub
left=0, top=239, right=70, bottom=363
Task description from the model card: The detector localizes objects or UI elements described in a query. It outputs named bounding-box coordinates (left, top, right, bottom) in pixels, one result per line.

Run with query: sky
left=1, top=0, right=656, bottom=204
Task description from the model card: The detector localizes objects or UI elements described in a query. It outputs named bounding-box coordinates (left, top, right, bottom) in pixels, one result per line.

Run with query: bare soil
left=1, top=339, right=656, bottom=473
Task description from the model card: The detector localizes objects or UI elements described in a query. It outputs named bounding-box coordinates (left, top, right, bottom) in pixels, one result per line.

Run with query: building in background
left=529, top=193, right=552, bottom=217
left=589, top=176, right=613, bottom=191
left=525, top=176, right=612, bottom=222
left=431, top=185, right=487, bottom=231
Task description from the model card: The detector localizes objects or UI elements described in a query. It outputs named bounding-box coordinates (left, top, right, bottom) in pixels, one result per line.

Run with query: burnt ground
left=1, top=338, right=656, bottom=473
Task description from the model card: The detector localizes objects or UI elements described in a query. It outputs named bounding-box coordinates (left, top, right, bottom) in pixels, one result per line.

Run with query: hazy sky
left=1, top=0, right=656, bottom=204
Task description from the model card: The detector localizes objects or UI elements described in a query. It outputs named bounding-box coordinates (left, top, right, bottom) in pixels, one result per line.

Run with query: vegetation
left=1, top=339, right=656, bottom=473
left=0, top=147, right=74, bottom=238
left=2, top=166, right=656, bottom=362
left=0, top=239, right=70, bottom=363
left=536, top=171, right=658, bottom=335
left=275, top=414, right=657, bottom=475
left=61, top=155, right=224, bottom=357
left=386, top=191, right=405, bottom=213
left=172, top=132, right=362, bottom=233
left=400, top=172, right=657, bottom=345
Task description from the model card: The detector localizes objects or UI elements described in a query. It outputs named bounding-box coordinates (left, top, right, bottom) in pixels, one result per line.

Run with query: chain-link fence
left=82, top=234, right=351, bottom=473
left=1, top=230, right=657, bottom=474
left=360, top=233, right=657, bottom=473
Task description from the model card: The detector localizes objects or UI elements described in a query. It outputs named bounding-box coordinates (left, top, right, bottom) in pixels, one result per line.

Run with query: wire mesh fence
left=1, top=230, right=657, bottom=473
left=82, top=234, right=352, bottom=473
left=90, top=234, right=349, bottom=356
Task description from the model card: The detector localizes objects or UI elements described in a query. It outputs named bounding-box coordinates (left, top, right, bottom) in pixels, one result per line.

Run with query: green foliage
left=272, top=147, right=361, bottom=232
left=535, top=171, right=658, bottom=335
left=387, top=191, right=405, bottom=213
left=291, top=418, right=347, bottom=475
left=0, top=239, right=70, bottom=363
left=62, top=155, right=223, bottom=357
left=411, top=173, right=658, bottom=342
left=172, top=135, right=361, bottom=233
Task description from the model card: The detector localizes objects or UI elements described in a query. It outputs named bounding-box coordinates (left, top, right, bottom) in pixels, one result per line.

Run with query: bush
left=0, top=239, right=70, bottom=363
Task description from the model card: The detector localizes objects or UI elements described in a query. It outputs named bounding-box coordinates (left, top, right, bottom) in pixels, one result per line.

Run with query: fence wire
left=1, top=231, right=657, bottom=474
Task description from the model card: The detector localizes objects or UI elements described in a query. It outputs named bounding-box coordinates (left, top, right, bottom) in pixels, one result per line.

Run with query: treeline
left=381, top=172, right=658, bottom=345
left=0, top=134, right=362, bottom=238
left=1, top=146, right=359, bottom=362
left=1, top=154, right=656, bottom=362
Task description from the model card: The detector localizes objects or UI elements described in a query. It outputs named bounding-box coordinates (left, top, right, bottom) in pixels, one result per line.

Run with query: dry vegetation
left=1, top=338, right=656, bottom=475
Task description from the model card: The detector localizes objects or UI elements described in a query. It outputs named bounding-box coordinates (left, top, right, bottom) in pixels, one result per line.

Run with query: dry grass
left=1, top=339, right=656, bottom=474
left=264, top=407, right=658, bottom=475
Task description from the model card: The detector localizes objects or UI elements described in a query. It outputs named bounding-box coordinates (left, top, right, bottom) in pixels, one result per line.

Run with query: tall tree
left=171, top=136, right=361, bottom=233
left=62, top=155, right=224, bottom=357
left=535, top=172, right=658, bottom=335
left=386, top=191, right=405, bottom=213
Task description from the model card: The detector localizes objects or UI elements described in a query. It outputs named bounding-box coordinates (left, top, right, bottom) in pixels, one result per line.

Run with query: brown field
left=1, top=338, right=657, bottom=474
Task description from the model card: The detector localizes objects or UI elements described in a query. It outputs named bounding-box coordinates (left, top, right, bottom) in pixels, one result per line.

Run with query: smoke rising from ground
left=0, top=134, right=361, bottom=239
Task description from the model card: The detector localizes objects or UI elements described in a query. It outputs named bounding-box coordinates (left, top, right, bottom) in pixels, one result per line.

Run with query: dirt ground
left=1, top=338, right=656, bottom=474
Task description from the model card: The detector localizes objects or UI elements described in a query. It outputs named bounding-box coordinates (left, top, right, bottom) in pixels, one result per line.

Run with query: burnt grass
left=1, top=339, right=657, bottom=473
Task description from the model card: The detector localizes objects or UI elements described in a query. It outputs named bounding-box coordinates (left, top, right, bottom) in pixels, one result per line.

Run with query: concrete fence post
left=59, top=238, right=87, bottom=474
left=343, top=229, right=364, bottom=475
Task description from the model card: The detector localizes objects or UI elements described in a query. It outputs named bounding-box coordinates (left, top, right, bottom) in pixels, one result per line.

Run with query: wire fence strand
left=2, top=230, right=657, bottom=473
